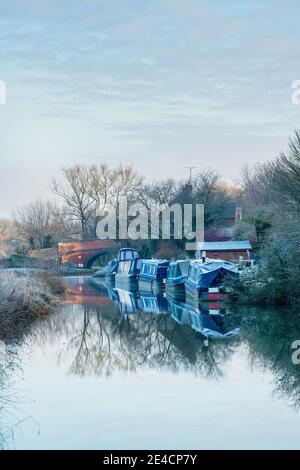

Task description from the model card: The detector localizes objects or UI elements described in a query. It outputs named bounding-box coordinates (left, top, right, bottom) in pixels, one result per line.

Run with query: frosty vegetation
left=0, top=270, right=64, bottom=342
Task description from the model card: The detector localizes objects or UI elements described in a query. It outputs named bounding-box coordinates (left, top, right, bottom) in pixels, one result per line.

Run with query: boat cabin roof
left=168, top=259, right=190, bottom=277
left=140, top=259, right=169, bottom=266
left=118, top=248, right=139, bottom=261
left=187, top=259, right=238, bottom=288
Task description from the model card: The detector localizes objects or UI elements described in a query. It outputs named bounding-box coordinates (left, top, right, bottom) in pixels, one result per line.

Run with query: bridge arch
left=58, top=239, right=120, bottom=269
left=84, top=248, right=119, bottom=269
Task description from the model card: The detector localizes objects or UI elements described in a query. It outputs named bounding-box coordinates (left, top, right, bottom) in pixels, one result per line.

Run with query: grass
left=0, top=269, right=64, bottom=342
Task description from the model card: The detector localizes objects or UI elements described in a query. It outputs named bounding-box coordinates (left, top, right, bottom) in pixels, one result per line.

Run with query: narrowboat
left=185, top=259, right=239, bottom=303
left=166, top=260, right=189, bottom=299
left=105, top=248, right=139, bottom=284
left=138, top=259, right=170, bottom=295
left=115, top=248, right=141, bottom=290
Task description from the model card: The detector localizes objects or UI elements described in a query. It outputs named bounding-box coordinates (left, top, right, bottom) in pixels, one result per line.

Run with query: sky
left=1, top=0, right=300, bottom=217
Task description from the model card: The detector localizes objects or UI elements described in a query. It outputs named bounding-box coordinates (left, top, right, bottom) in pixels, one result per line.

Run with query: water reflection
left=47, top=277, right=240, bottom=380
left=58, top=277, right=300, bottom=410
left=241, top=307, right=300, bottom=410
left=2, top=276, right=300, bottom=449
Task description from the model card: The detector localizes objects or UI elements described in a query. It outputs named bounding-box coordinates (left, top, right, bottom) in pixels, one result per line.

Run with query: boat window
left=120, top=250, right=137, bottom=261
left=141, top=263, right=157, bottom=276
left=142, top=263, right=148, bottom=274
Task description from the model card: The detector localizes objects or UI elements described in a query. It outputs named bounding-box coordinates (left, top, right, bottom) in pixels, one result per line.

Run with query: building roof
left=169, top=182, right=195, bottom=206
left=197, top=240, right=252, bottom=251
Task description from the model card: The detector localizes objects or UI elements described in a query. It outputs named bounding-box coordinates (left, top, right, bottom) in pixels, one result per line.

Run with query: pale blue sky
left=1, top=0, right=300, bottom=216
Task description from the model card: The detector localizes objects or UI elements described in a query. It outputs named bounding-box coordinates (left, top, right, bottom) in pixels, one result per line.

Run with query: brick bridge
left=58, top=239, right=120, bottom=269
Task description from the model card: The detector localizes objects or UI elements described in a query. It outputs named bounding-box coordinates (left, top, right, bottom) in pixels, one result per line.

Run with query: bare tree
left=87, top=164, right=143, bottom=237
left=267, top=130, right=300, bottom=210
left=14, top=200, right=66, bottom=249
left=53, top=163, right=143, bottom=239
left=193, top=169, right=221, bottom=203
left=0, top=219, right=16, bottom=257
left=136, top=179, right=179, bottom=208
left=239, top=164, right=274, bottom=211
left=191, top=169, right=236, bottom=227
left=52, top=165, right=96, bottom=239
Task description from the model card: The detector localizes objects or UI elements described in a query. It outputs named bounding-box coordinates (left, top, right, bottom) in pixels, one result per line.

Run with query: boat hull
left=185, top=282, right=230, bottom=303
left=165, top=282, right=186, bottom=301
left=138, top=277, right=164, bottom=295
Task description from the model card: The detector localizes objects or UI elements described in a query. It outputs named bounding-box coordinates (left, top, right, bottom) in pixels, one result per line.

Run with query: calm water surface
left=2, top=276, right=300, bottom=450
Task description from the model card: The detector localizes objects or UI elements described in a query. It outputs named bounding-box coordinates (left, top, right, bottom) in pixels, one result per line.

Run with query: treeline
left=2, top=165, right=238, bottom=254
left=2, top=129, right=300, bottom=285
left=233, top=130, right=300, bottom=305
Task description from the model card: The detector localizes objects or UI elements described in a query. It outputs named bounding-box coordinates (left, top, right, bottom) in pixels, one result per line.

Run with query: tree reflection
left=46, top=300, right=239, bottom=381
left=0, top=347, right=35, bottom=450
left=240, top=306, right=300, bottom=410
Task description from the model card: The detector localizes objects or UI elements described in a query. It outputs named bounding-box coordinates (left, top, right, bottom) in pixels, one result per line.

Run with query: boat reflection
left=108, top=287, right=138, bottom=316
left=64, top=277, right=240, bottom=341
left=167, top=297, right=240, bottom=339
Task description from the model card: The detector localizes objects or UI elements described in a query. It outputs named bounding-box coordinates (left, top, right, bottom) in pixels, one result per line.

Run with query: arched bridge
left=58, top=239, right=120, bottom=269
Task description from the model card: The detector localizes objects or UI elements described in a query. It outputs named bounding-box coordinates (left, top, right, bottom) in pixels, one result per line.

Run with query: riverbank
left=0, top=269, right=64, bottom=342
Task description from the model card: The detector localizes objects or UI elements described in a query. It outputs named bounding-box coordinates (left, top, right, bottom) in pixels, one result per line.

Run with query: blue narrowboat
left=166, top=260, right=190, bottom=299
left=138, top=259, right=170, bottom=294
left=185, top=259, right=239, bottom=303
left=115, top=248, right=141, bottom=290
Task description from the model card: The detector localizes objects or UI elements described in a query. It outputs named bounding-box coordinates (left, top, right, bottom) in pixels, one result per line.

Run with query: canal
left=1, top=276, right=300, bottom=449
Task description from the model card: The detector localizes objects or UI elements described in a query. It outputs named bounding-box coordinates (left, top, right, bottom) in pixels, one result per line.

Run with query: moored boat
left=166, top=260, right=189, bottom=300
left=185, top=259, right=239, bottom=303
left=115, top=248, right=141, bottom=291
left=138, top=259, right=170, bottom=295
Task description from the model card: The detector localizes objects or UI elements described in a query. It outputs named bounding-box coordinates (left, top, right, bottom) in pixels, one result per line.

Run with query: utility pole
left=184, top=166, right=197, bottom=182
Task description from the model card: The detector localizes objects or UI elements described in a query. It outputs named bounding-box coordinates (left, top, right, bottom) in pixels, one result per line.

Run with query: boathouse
left=196, top=240, right=252, bottom=262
